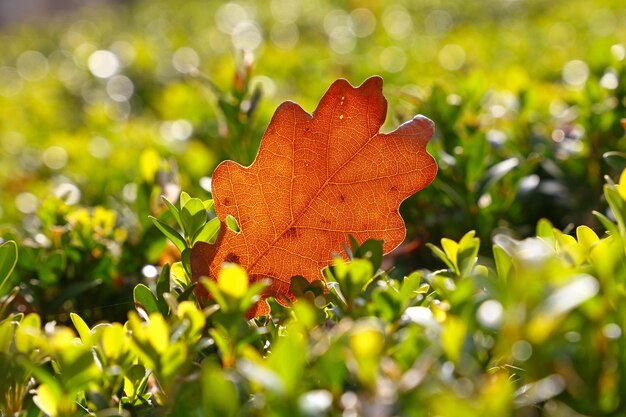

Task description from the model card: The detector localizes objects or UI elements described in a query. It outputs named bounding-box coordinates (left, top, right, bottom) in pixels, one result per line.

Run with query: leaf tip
left=359, top=75, right=384, bottom=92
left=393, top=114, right=436, bottom=146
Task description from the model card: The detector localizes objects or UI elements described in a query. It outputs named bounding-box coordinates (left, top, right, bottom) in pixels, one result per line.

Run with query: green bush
left=2, top=172, right=626, bottom=416
left=1, top=0, right=626, bottom=415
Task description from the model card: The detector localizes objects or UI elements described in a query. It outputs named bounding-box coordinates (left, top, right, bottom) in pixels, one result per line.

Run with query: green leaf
left=179, top=191, right=191, bottom=208
left=161, top=342, right=187, bottom=382
left=266, top=327, right=307, bottom=394
left=203, top=199, right=215, bottom=213
left=604, top=185, right=626, bottom=236
left=465, top=132, right=489, bottom=189
left=476, top=157, right=519, bottom=197
left=202, top=279, right=228, bottom=310
left=33, top=384, right=58, bottom=417
left=0, top=240, right=18, bottom=297
left=150, top=215, right=187, bottom=252
left=332, top=258, right=374, bottom=302
left=372, top=290, right=401, bottom=322
left=124, top=364, right=149, bottom=401
left=62, top=348, right=99, bottom=391
left=225, top=214, right=240, bottom=233
left=348, top=235, right=360, bottom=256
left=290, top=275, right=324, bottom=299
left=49, top=279, right=102, bottom=313
left=101, top=324, right=126, bottom=361
left=398, top=271, right=424, bottom=306
left=441, top=315, right=467, bottom=363
left=162, top=196, right=183, bottom=230
left=38, top=250, right=66, bottom=285
left=156, top=264, right=170, bottom=315
left=426, top=243, right=456, bottom=272
left=202, top=363, right=240, bottom=417
left=181, top=248, right=193, bottom=277
left=17, top=355, right=60, bottom=391
left=171, top=262, right=191, bottom=287
left=177, top=283, right=197, bottom=302
left=240, top=280, right=271, bottom=313
left=576, top=225, right=600, bottom=254
left=536, top=218, right=555, bottom=240
left=134, top=284, right=161, bottom=317
left=593, top=210, right=619, bottom=237
left=193, top=217, right=221, bottom=244
left=15, top=313, right=41, bottom=353
left=603, top=151, right=626, bottom=171
left=352, top=238, right=384, bottom=272
left=0, top=320, right=14, bottom=352
left=181, top=197, right=207, bottom=238
left=70, top=313, right=91, bottom=345
left=493, top=245, right=512, bottom=281
left=457, top=231, right=480, bottom=275
left=157, top=263, right=170, bottom=299
left=441, top=238, right=459, bottom=273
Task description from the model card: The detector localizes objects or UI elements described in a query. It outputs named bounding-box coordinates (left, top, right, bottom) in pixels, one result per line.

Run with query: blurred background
left=0, top=0, right=117, bottom=27
left=0, top=0, right=625, bottom=322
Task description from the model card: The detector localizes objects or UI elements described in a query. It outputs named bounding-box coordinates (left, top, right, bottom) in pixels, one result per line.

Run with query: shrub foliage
left=1, top=0, right=626, bottom=416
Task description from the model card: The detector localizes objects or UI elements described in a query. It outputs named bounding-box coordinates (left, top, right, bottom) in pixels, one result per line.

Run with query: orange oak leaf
left=191, top=76, right=437, bottom=317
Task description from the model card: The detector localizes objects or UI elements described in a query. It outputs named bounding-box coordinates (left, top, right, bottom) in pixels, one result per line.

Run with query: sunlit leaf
left=134, top=284, right=161, bottom=316
left=150, top=216, right=187, bottom=252
left=191, top=77, right=437, bottom=317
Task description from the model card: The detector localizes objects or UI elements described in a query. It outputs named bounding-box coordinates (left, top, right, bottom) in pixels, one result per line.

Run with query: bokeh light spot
left=349, top=8, right=376, bottom=38
left=379, top=47, right=407, bottom=73
left=43, top=146, right=69, bottom=170
left=270, top=0, right=299, bottom=24
left=1, top=131, right=26, bottom=155
left=512, top=340, right=533, bottom=361
left=0, top=67, right=24, bottom=97
left=329, top=26, right=356, bottom=55
left=251, top=75, right=276, bottom=98
left=216, top=2, right=249, bottom=34
left=89, top=136, right=112, bottom=159
left=106, top=75, right=134, bottom=102
left=588, top=8, right=616, bottom=36
left=477, top=300, right=503, bottom=328
left=142, top=264, right=159, bottom=279
left=600, top=71, right=618, bottom=90
left=88, top=50, right=120, bottom=78
left=16, top=193, right=39, bottom=214
left=54, top=182, right=81, bottom=205
left=232, top=21, right=263, bottom=50
left=562, top=60, right=589, bottom=87
left=382, top=6, right=413, bottom=40
left=438, top=44, right=466, bottom=71
left=610, top=44, right=625, bottom=61
left=602, top=323, right=621, bottom=339
left=324, top=9, right=350, bottom=35
left=123, top=183, right=137, bottom=203
left=172, top=47, right=200, bottom=74
left=424, top=10, right=453, bottom=36
left=270, top=23, right=299, bottom=49
left=110, top=40, right=136, bottom=66
left=161, top=120, right=193, bottom=142
left=17, top=50, right=49, bottom=81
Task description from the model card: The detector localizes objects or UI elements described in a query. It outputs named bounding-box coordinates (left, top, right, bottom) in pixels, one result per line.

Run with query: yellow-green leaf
left=218, top=263, right=249, bottom=298
left=441, top=315, right=466, bottom=363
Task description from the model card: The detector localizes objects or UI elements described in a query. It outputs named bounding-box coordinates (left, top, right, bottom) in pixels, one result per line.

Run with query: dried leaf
left=191, top=76, right=437, bottom=316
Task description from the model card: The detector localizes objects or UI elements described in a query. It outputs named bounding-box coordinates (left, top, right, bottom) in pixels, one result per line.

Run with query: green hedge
left=1, top=0, right=626, bottom=416
left=3, top=173, right=626, bottom=416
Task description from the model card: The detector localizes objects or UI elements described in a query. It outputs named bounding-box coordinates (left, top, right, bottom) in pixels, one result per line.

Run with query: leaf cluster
left=2, top=174, right=626, bottom=416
